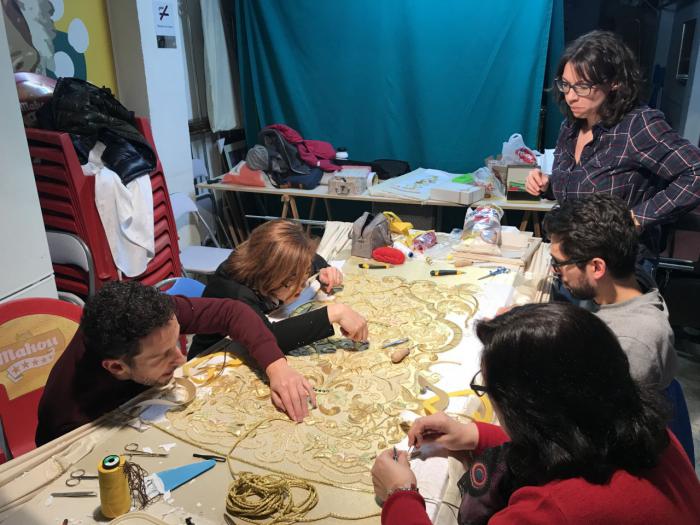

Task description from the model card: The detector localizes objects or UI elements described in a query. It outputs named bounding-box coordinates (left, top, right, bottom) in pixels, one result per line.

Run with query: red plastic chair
left=26, top=117, right=183, bottom=299
left=0, top=298, right=82, bottom=461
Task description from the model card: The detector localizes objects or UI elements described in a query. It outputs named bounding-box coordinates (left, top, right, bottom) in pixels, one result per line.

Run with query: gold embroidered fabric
left=157, top=275, right=484, bottom=496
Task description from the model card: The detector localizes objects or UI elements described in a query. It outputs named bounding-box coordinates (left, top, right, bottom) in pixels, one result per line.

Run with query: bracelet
left=386, top=484, right=419, bottom=499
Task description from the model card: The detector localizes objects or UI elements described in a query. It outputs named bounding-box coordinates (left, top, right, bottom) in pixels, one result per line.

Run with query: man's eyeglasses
left=470, top=370, right=488, bottom=398
left=550, top=255, right=589, bottom=272
left=555, top=78, right=596, bottom=97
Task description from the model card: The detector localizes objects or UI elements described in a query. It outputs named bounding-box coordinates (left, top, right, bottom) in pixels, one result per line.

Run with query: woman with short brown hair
left=190, top=220, right=367, bottom=357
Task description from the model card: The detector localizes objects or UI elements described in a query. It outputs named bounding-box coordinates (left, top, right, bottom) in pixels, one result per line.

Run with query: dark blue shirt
left=550, top=106, right=700, bottom=229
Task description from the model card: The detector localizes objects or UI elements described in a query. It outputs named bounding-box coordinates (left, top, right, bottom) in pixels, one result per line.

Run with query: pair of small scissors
left=65, top=469, right=98, bottom=487
left=124, top=442, right=169, bottom=457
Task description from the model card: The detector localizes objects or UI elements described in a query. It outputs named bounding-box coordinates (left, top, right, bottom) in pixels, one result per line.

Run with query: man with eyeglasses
left=543, top=194, right=677, bottom=389
left=525, top=30, right=700, bottom=259
left=543, top=193, right=694, bottom=463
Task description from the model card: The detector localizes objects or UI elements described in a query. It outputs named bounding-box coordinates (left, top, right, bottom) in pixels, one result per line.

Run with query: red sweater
left=36, top=296, right=283, bottom=445
left=382, top=422, right=700, bottom=525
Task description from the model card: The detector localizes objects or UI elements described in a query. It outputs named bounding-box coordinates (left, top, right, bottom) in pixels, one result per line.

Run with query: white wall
left=653, top=6, right=676, bottom=70
left=0, top=12, right=57, bottom=302
left=682, top=15, right=700, bottom=145
left=660, top=1, right=700, bottom=143
left=107, top=0, right=192, bottom=196
left=106, top=0, right=197, bottom=245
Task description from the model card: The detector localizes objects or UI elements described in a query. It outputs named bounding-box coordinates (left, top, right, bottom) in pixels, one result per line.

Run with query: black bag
left=258, top=128, right=322, bottom=189
left=337, top=158, right=410, bottom=180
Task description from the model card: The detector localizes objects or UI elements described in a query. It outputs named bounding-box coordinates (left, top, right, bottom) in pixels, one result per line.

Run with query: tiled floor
left=677, top=353, right=700, bottom=471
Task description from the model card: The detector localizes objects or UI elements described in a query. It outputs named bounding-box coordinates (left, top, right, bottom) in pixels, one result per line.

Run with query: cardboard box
left=429, top=182, right=485, bottom=205
left=328, top=167, right=377, bottom=195
left=506, top=165, right=540, bottom=201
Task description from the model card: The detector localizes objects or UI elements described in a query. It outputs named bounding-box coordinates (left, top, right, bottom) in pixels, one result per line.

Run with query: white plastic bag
left=501, top=133, right=538, bottom=165
left=460, top=205, right=504, bottom=255
left=472, top=166, right=505, bottom=199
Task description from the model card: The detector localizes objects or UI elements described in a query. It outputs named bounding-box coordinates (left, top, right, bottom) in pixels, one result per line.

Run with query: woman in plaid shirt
left=526, top=30, right=700, bottom=255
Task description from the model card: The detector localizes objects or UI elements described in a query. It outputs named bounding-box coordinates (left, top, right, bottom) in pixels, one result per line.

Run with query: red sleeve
left=489, top=486, right=567, bottom=524
left=173, top=296, right=284, bottom=371
left=381, top=491, right=431, bottom=525
left=474, top=422, right=510, bottom=454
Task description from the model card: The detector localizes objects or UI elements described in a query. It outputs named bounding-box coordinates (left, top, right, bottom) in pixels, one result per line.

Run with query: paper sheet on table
left=369, top=168, right=460, bottom=201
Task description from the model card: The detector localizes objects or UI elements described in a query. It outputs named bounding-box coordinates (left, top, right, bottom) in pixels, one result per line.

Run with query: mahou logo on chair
left=0, top=312, right=77, bottom=400
left=0, top=329, right=64, bottom=383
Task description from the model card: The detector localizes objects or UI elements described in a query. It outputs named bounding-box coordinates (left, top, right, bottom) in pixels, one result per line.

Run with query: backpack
left=257, top=128, right=322, bottom=189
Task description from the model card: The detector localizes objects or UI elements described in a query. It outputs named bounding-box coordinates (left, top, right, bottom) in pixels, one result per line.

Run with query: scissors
left=65, top=469, right=98, bottom=487
left=124, top=442, right=169, bottom=457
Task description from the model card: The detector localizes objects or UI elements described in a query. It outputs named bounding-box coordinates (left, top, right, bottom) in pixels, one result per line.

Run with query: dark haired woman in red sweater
left=372, top=303, right=700, bottom=524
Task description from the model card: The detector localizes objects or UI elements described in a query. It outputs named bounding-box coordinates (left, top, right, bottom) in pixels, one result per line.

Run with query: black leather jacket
left=37, top=77, right=156, bottom=184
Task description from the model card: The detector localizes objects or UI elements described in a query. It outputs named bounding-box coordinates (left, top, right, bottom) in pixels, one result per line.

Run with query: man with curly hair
left=36, top=281, right=316, bottom=445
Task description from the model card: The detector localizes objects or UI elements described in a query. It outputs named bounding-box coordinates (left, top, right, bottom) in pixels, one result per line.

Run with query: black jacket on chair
left=37, top=77, right=156, bottom=184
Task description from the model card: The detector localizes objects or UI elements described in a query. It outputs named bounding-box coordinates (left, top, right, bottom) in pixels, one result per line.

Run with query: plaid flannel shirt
left=549, top=106, right=700, bottom=228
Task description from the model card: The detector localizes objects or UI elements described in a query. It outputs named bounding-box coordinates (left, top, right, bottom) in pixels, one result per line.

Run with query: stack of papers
left=369, top=168, right=484, bottom=204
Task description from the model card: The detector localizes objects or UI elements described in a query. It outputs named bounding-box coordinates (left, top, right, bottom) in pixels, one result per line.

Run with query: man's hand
left=525, top=168, right=550, bottom=196
left=319, top=267, right=343, bottom=293
left=407, top=412, right=479, bottom=451
left=265, top=358, right=316, bottom=422
left=327, top=304, right=368, bottom=342
left=371, top=449, right=417, bottom=502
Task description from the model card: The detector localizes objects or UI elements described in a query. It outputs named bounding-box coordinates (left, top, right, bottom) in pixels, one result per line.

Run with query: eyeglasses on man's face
left=555, top=78, right=596, bottom=97
left=470, top=370, right=488, bottom=398
left=550, top=255, right=590, bottom=273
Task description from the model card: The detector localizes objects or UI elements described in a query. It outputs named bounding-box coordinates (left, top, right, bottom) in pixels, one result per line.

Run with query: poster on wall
left=2, top=0, right=118, bottom=93
left=152, top=0, right=177, bottom=49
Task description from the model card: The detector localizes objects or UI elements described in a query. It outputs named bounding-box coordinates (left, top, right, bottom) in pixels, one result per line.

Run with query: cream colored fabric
left=0, top=419, right=122, bottom=519
left=316, top=221, right=353, bottom=261
left=0, top=247, right=552, bottom=525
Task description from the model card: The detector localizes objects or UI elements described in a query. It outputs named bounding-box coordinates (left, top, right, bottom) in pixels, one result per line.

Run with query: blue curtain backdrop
left=544, top=0, right=565, bottom=149
left=235, top=0, right=553, bottom=173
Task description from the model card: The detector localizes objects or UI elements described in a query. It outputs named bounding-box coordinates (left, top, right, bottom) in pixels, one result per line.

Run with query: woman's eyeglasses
left=470, top=370, right=488, bottom=398
left=555, top=78, right=596, bottom=97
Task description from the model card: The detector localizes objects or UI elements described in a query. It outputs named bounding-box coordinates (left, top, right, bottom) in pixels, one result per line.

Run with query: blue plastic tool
left=477, top=266, right=510, bottom=280
left=155, top=459, right=216, bottom=492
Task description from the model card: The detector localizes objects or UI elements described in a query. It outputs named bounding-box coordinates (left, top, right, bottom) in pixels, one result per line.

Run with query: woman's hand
left=525, top=168, right=550, bottom=196
left=371, top=449, right=417, bottom=502
left=407, top=412, right=479, bottom=451
left=327, top=304, right=368, bottom=342
left=630, top=210, right=642, bottom=231
left=265, top=358, right=316, bottom=422
left=319, top=267, right=343, bottom=292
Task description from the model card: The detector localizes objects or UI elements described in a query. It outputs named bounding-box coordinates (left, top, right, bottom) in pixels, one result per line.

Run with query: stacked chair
left=26, top=118, right=182, bottom=300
